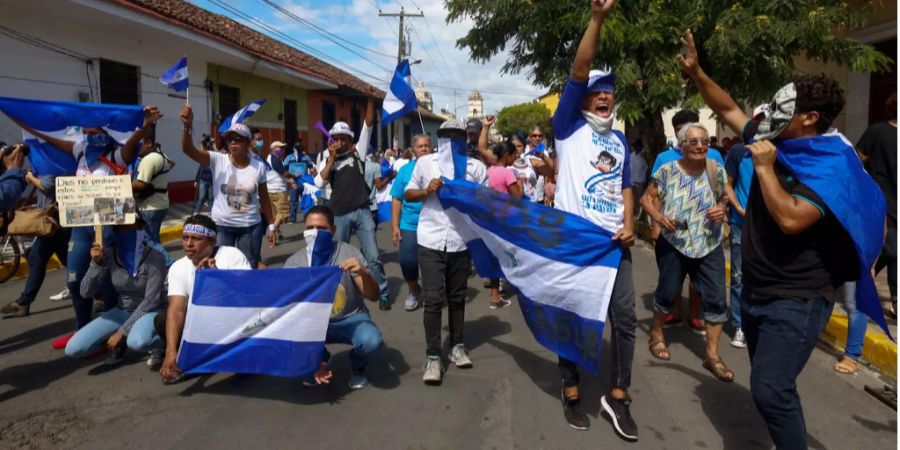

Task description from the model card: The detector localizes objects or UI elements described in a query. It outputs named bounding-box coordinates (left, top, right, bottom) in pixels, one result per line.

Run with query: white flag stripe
left=383, top=93, right=405, bottom=114
left=182, top=301, right=332, bottom=345
left=448, top=209, right=616, bottom=322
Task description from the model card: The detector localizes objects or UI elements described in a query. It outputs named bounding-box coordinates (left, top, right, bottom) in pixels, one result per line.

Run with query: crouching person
left=65, top=217, right=167, bottom=365
left=159, top=214, right=251, bottom=383
left=284, top=205, right=383, bottom=390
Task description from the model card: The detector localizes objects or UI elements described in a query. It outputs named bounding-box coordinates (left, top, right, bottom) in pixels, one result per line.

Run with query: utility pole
left=379, top=7, right=423, bottom=149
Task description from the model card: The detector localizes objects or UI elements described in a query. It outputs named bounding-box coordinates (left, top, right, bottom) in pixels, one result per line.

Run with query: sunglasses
left=226, top=136, right=247, bottom=143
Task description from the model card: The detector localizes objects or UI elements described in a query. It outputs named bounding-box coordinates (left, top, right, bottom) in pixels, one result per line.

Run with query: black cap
left=466, top=118, right=482, bottom=134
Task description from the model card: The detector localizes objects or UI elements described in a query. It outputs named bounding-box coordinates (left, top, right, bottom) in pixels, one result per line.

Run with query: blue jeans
left=398, top=229, right=419, bottom=282
left=68, top=226, right=118, bottom=329
left=652, top=237, right=728, bottom=323
left=65, top=308, right=160, bottom=358
left=334, top=206, right=387, bottom=296
left=841, top=282, right=866, bottom=360
left=729, top=224, right=743, bottom=329
left=288, top=185, right=303, bottom=222
left=323, top=311, right=383, bottom=372
left=141, top=208, right=174, bottom=266
left=742, top=290, right=834, bottom=450
left=217, top=221, right=265, bottom=269
left=17, top=228, right=71, bottom=306
left=193, top=180, right=213, bottom=214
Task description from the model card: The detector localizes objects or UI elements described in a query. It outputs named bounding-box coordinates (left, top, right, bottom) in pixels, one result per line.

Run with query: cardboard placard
left=56, top=175, right=136, bottom=227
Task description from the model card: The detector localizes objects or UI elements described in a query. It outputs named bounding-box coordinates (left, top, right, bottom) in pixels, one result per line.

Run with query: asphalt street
left=0, top=223, right=895, bottom=449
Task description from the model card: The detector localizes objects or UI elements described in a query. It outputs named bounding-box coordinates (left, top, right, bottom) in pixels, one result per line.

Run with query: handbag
left=7, top=204, right=60, bottom=237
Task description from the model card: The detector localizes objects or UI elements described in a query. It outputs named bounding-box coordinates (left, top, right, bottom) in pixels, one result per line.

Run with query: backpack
left=134, top=150, right=171, bottom=199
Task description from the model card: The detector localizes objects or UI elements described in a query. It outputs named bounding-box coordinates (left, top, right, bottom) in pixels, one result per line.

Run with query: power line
left=259, top=0, right=395, bottom=60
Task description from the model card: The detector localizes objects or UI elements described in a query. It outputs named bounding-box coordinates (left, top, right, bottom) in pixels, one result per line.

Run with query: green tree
left=446, top=0, right=893, bottom=154
left=496, top=102, right=553, bottom=138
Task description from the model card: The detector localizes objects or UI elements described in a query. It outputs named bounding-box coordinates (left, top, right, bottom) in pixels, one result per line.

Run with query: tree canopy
left=496, top=102, right=553, bottom=139
left=446, top=0, right=894, bottom=125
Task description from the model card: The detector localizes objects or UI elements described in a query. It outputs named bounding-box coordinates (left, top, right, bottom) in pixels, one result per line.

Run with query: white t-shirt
left=265, top=155, right=288, bottom=193
left=392, top=158, right=411, bottom=173
left=73, top=141, right=127, bottom=177
left=208, top=151, right=267, bottom=227
left=167, top=246, right=251, bottom=302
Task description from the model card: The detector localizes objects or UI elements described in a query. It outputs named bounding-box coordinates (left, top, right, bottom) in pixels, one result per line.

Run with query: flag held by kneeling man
left=177, top=267, right=342, bottom=377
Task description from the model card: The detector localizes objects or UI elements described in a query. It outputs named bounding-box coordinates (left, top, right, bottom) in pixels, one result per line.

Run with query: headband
left=184, top=224, right=216, bottom=238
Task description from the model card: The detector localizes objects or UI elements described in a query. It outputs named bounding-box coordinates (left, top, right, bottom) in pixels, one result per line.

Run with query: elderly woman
left=641, top=123, right=733, bottom=382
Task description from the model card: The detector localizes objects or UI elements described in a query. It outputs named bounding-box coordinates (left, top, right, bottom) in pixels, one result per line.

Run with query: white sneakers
left=730, top=328, right=747, bottom=349
left=49, top=288, right=71, bottom=302
left=423, top=344, right=473, bottom=385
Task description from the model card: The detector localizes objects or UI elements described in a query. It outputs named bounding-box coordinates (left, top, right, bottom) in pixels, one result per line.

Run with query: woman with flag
left=64, top=217, right=167, bottom=366
left=4, top=104, right=161, bottom=349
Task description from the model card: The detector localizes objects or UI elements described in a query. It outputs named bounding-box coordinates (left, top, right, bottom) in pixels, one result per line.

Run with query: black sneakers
left=561, top=389, right=590, bottom=430
left=601, top=394, right=638, bottom=441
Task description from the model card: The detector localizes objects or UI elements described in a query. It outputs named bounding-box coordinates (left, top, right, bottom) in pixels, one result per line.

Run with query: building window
left=218, top=85, right=240, bottom=121
left=322, top=101, right=336, bottom=130
left=99, top=59, right=140, bottom=105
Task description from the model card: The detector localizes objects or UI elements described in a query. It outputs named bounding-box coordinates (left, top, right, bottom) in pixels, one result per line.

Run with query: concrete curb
left=3, top=224, right=184, bottom=281
left=820, top=312, right=897, bottom=380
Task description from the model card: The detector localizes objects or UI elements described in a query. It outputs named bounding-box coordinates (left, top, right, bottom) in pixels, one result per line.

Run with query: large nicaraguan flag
left=0, top=96, right=143, bottom=175
left=177, top=266, right=342, bottom=377
left=776, top=132, right=891, bottom=337
left=218, top=99, right=266, bottom=133
left=435, top=143, right=622, bottom=373
left=381, top=59, right=418, bottom=126
left=159, top=56, right=189, bottom=92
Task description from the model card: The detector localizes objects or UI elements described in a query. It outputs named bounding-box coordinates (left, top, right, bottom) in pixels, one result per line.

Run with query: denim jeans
left=65, top=308, right=160, bottom=358
left=419, top=246, right=470, bottom=357
left=334, top=206, right=387, bottom=296
left=17, top=228, right=71, bottom=306
left=193, top=180, right=213, bottom=214
left=742, top=290, right=834, bottom=450
left=217, top=221, right=265, bottom=269
left=288, top=185, right=303, bottom=222
left=840, top=282, right=867, bottom=360
left=652, top=237, right=728, bottom=323
left=68, top=226, right=118, bottom=329
left=559, top=248, right=636, bottom=389
left=729, top=224, right=743, bottom=329
left=398, top=229, right=419, bottom=282
left=322, top=311, right=383, bottom=373
left=141, top=208, right=174, bottom=266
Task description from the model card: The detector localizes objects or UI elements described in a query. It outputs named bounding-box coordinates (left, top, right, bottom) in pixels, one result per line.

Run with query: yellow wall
left=206, top=64, right=308, bottom=127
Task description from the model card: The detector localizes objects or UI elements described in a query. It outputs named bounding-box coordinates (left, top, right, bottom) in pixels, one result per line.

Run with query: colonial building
left=468, top=90, right=484, bottom=120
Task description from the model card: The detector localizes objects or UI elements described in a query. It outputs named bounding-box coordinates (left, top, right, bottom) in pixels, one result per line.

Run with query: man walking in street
left=405, top=119, right=487, bottom=386
left=284, top=138, right=314, bottom=223
left=550, top=0, right=638, bottom=439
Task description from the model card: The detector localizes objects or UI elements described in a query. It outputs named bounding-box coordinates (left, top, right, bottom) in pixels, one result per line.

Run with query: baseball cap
left=587, top=69, right=615, bottom=93
left=329, top=122, right=354, bottom=138
left=465, top=118, right=482, bottom=134
left=438, top=119, right=466, bottom=138
left=222, top=123, right=252, bottom=140
left=269, top=141, right=287, bottom=150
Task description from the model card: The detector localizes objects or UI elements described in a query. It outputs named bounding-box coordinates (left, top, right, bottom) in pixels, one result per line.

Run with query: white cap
left=269, top=141, right=287, bottom=150
left=329, top=122, right=354, bottom=138
left=222, top=123, right=252, bottom=140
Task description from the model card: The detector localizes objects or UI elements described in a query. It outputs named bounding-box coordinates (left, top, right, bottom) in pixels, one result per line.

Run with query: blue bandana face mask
left=437, top=137, right=468, bottom=180
left=114, top=229, right=146, bottom=278
left=85, top=132, right=113, bottom=166
left=303, top=229, right=336, bottom=267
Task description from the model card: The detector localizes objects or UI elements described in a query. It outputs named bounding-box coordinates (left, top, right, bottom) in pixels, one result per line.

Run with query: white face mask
left=581, top=110, right=615, bottom=135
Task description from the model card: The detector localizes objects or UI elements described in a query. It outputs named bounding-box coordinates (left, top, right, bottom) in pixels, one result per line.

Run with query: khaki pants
left=270, top=191, right=290, bottom=224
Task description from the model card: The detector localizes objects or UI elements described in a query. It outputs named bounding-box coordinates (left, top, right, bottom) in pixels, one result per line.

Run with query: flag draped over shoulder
left=218, top=99, right=266, bottom=133
left=434, top=142, right=622, bottom=373
left=381, top=59, right=418, bottom=126
left=0, top=96, right=143, bottom=175
left=776, top=133, right=891, bottom=337
left=177, top=266, right=342, bottom=377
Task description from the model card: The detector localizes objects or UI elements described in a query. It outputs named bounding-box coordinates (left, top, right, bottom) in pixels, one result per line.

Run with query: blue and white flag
left=0, top=96, right=144, bottom=176
left=381, top=60, right=418, bottom=126
left=776, top=132, right=891, bottom=337
left=375, top=159, right=394, bottom=223
left=177, top=266, right=343, bottom=377
left=298, top=175, right=321, bottom=215
left=218, top=99, right=266, bottom=133
left=434, top=141, right=622, bottom=373
left=159, top=56, right=189, bottom=92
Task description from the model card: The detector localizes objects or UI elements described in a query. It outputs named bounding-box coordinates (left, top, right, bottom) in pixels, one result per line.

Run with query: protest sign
left=56, top=175, right=136, bottom=227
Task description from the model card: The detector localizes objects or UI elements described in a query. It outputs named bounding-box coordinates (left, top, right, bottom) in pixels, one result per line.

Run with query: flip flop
left=834, top=357, right=859, bottom=375
left=703, top=358, right=735, bottom=382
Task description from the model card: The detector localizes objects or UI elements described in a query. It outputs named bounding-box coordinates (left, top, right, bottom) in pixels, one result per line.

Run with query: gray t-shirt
left=283, top=241, right=368, bottom=320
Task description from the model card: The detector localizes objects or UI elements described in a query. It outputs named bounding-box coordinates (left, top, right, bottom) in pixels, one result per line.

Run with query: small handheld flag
left=382, top=59, right=418, bottom=126
left=159, top=56, right=189, bottom=93
left=218, top=99, right=266, bottom=133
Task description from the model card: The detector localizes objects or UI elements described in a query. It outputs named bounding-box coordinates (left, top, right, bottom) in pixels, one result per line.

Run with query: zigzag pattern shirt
left=655, top=160, right=726, bottom=258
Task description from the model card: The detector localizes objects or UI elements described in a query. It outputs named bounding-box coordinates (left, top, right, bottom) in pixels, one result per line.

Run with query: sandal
left=834, top=357, right=859, bottom=375
left=649, top=336, right=670, bottom=361
left=703, top=358, right=735, bottom=382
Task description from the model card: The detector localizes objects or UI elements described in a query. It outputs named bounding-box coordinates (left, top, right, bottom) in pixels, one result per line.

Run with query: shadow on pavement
left=0, top=318, right=73, bottom=356
left=172, top=344, right=410, bottom=405
left=851, top=413, right=897, bottom=433
left=0, top=354, right=93, bottom=402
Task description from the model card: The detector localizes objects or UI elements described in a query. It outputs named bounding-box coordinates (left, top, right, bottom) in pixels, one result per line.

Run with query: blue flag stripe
left=438, top=179, right=620, bottom=268
left=178, top=338, right=324, bottom=377
left=191, top=266, right=341, bottom=307
left=518, top=293, right=606, bottom=375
